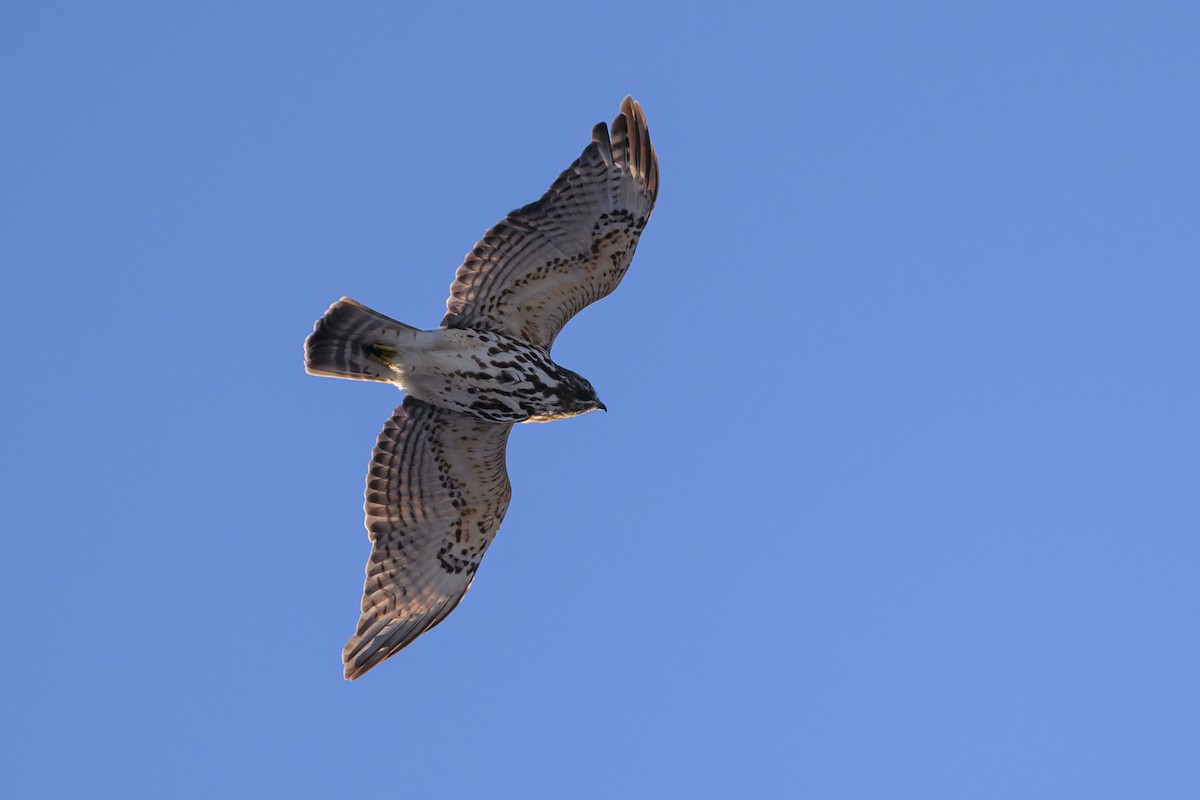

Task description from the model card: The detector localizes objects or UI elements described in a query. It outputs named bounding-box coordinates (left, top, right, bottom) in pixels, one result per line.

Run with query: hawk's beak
left=596, top=400, right=607, bottom=412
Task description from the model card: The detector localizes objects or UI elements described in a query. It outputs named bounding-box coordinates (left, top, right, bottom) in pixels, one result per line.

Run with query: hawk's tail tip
left=304, top=297, right=415, bottom=383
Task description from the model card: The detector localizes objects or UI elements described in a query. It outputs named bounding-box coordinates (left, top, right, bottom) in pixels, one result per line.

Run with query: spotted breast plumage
left=304, top=96, right=658, bottom=679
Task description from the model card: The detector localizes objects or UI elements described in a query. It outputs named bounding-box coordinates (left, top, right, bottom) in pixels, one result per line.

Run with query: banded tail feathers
left=304, top=297, right=416, bottom=382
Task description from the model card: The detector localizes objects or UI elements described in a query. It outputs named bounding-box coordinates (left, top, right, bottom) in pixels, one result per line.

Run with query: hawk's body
left=305, top=97, right=658, bottom=679
left=307, top=299, right=602, bottom=423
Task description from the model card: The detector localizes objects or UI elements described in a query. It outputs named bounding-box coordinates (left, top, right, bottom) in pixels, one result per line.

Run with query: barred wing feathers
left=441, top=96, right=659, bottom=349
left=343, top=397, right=514, bottom=679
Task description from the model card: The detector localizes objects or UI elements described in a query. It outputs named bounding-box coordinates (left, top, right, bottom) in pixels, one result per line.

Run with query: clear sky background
left=4, top=2, right=1198, bottom=797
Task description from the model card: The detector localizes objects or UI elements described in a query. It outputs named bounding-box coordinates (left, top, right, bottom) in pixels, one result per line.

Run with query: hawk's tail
left=305, top=297, right=416, bottom=382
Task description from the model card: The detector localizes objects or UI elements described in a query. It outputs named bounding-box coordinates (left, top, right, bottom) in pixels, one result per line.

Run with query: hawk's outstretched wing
left=441, top=96, right=659, bottom=350
left=343, top=397, right=513, bottom=679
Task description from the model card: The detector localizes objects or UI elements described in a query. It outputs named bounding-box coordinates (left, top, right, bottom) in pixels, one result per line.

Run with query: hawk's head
left=525, top=368, right=606, bottom=422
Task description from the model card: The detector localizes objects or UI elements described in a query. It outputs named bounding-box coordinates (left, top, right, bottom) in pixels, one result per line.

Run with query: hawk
left=305, top=97, right=659, bottom=679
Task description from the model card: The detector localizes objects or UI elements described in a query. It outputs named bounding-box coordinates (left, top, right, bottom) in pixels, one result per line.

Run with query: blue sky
left=4, top=2, right=1198, bottom=797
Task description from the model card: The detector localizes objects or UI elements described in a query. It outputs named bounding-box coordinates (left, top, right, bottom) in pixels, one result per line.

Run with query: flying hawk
left=305, top=97, right=659, bottom=679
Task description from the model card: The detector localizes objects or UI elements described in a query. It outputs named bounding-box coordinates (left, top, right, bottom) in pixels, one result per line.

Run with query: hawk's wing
left=441, top=96, right=659, bottom=350
left=343, top=397, right=513, bottom=679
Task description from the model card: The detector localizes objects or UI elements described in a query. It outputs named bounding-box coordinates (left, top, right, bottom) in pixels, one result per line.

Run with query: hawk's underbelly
left=376, top=328, right=597, bottom=423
